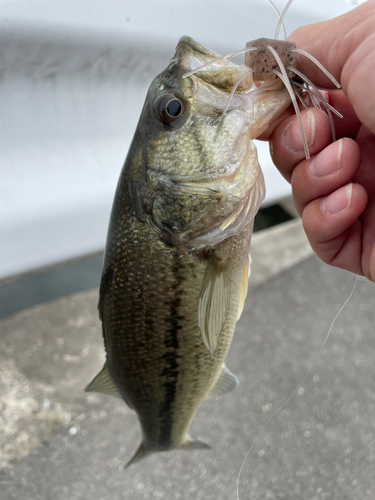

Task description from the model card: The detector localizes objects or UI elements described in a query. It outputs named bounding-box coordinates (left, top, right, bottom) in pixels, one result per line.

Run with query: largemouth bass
left=86, top=36, right=291, bottom=466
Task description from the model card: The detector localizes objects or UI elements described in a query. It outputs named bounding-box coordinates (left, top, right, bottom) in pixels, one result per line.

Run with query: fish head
left=124, top=37, right=291, bottom=249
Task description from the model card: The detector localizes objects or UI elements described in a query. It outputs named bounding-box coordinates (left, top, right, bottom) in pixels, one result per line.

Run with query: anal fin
left=207, top=364, right=239, bottom=398
left=85, top=362, right=122, bottom=399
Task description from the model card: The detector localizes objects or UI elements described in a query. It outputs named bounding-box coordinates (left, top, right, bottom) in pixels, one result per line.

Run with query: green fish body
left=86, top=37, right=291, bottom=466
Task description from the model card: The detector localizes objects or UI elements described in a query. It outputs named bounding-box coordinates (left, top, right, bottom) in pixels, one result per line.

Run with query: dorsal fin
left=85, top=362, right=122, bottom=399
left=207, top=364, right=239, bottom=398
left=198, top=255, right=231, bottom=356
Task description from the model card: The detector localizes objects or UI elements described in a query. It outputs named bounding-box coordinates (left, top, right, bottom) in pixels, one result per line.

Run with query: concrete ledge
left=250, top=218, right=313, bottom=285
left=2, top=219, right=374, bottom=500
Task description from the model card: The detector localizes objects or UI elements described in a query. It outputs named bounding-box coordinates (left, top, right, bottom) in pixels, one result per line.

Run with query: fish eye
left=166, top=99, right=182, bottom=117
left=156, top=93, right=187, bottom=126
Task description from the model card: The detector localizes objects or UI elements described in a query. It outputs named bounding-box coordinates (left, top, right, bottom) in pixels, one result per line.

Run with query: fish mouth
left=175, top=37, right=223, bottom=71
left=175, top=36, right=254, bottom=93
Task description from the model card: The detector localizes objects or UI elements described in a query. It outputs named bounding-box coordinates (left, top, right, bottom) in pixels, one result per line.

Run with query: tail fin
left=124, top=443, right=152, bottom=469
left=181, top=437, right=211, bottom=451
left=124, top=438, right=210, bottom=469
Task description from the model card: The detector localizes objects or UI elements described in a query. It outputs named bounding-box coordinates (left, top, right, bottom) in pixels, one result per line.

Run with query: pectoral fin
left=198, top=256, right=230, bottom=356
left=207, top=364, right=239, bottom=398
left=85, top=362, right=122, bottom=399
left=237, top=254, right=251, bottom=321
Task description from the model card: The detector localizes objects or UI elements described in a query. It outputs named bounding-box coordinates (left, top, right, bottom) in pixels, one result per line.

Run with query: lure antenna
left=293, top=83, right=337, bottom=143
left=266, top=0, right=287, bottom=40
left=222, top=70, right=255, bottom=119
left=214, top=69, right=255, bottom=141
left=288, top=68, right=343, bottom=118
left=266, top=44, right=310, bottom=159
left=292, top=48, right=341, bottom=88
left=275, top=0, right=294, bottom=40
left=288, top=66, right=343, bottom=142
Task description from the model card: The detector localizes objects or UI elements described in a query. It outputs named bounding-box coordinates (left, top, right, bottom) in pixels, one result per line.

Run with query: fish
left=85, top=35, right=293, bottom=467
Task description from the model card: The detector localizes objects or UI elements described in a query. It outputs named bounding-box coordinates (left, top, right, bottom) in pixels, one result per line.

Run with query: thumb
left=288, top=0, right=375, bottom=135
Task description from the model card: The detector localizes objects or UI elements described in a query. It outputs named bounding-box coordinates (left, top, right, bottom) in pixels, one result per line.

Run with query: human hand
left=259, top=0, right=375, bottom=282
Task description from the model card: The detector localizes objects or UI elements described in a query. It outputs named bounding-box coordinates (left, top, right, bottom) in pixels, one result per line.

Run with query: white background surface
left=0, top=0, right=357, bottom=279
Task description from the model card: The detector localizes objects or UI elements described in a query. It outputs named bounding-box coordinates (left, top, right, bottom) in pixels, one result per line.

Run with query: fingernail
left=284, top=109, right=315, bottom=153
left=321, top=183, right=352, bottom=215
left=309, top=139, right=343, bottom=178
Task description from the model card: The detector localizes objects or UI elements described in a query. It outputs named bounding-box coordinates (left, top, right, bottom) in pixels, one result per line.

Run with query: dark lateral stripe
left=158, top=254, right=184, bottom=447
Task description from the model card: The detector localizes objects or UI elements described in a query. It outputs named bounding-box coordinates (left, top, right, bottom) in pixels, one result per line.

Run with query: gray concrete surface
left=1, top=221, right=375, bottom=500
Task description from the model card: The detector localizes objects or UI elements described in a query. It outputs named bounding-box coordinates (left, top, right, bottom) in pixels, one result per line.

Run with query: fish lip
left=176, top=36, right=221, bottom=63
left=175, top=36, right=253, bottom=93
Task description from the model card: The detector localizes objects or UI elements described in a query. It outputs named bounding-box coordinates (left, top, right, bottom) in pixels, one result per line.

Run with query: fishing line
left=236, top=269, right=360, bottom=500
